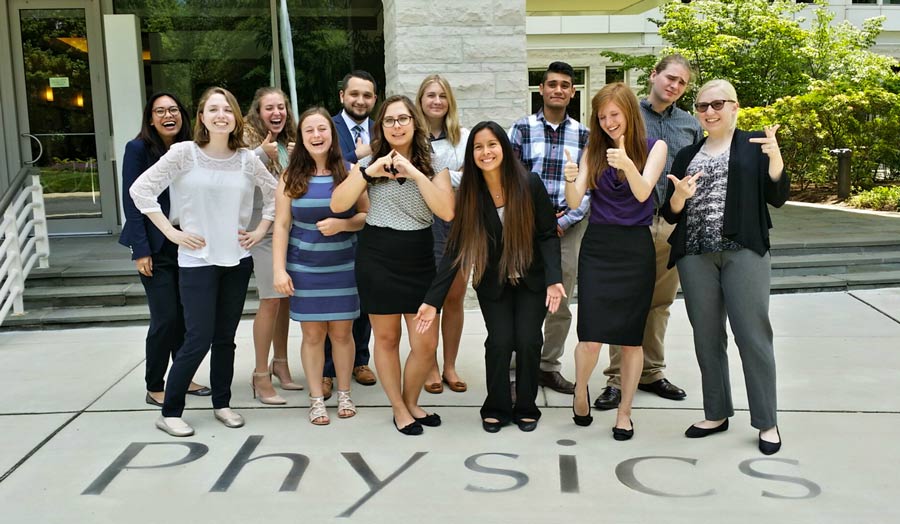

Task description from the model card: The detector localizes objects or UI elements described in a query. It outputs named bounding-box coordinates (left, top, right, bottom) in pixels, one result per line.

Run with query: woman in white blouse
left=130, top=87, right=277, bottom=437
left=416, top=75, right=470, bottom=395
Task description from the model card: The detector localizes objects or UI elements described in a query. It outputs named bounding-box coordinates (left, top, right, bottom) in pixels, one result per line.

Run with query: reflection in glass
left=20, top=9, right=101, bottom=218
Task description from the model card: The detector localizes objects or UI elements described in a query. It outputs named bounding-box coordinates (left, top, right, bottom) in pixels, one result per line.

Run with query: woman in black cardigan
left=119, top=92, right=210, bottom=406
left=415, top=121, right=564, bottom=433
left=662, top=79, right=788, bottom=455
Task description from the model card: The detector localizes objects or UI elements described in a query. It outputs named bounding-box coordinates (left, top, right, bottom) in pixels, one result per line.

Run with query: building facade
left=2, top=0, right=896, bottom=235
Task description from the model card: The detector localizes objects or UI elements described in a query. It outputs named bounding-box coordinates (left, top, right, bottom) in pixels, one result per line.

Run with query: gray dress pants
left=676, top=249, right=777, bottom=430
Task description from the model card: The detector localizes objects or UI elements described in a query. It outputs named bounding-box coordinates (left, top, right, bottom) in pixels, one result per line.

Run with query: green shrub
left=847, top=185, right=900, bottom=211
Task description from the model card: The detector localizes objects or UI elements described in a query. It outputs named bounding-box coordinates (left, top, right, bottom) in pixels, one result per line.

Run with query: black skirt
left=577, top=223, right=655, bottom=346
left=356, top=224, right=435, bottom=314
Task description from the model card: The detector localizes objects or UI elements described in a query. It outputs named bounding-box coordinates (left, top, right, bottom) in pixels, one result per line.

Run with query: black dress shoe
left=759, top=427, right=781, bottom=455
left=145, top=392, right=164, bottom=407
left=482, top=419, right=504, bottom=433
left=685, top=418, right=729, bottom=438
left=637, top=378, right=686, bottom=400
left=593, top=386, right=621, bottom=410
left=538, top=371, right=575, bottom=395
left=393, top=418, right=424, bottom=436
left=186, top=385, right=212, bottom=397
left=516, top=419, right=538, bottom=432
left=612, top=419, right=634, bottom=441
left=414, top=412, right=442, bottom=427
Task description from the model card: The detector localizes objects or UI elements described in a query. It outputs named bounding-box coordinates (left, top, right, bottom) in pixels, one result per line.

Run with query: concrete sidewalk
left=2, top=289, right=899, bottom=523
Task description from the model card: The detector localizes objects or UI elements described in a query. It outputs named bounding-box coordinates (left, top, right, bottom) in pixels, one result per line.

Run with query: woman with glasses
left=662, top=79, right=788, bottom=455
left=331, top=95, right=454, bottom=436
left=415, top=75, right=470, bottom=395
left=131, top=87, right=277, bottom=437
left=120, top=92, right=211, bottom=407
left=243, top=87, right=304, bottom=405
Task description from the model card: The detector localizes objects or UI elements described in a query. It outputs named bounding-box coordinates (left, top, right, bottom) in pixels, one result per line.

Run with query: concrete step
left=23, top=279, right=263, bottom=309
left=771, top=251, right=900, bottom=277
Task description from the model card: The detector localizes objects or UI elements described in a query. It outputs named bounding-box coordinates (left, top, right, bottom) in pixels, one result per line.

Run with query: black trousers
left=162, top=257, right=252, bottom=417
left=478, top=283, right=546, bottom=424
left=140, top=241, right=184, bottom=392
left=322, top=315, right=371, bottom=377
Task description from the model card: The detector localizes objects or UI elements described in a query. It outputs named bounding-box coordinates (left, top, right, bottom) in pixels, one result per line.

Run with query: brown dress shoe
left=353, top=365, right=377, bottom=386
left=322, top=377, right=333, bottom=400
left=538, top=370, right=575, bottom=395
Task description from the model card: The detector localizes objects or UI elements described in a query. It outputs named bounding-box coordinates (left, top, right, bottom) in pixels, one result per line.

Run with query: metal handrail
left=0, top=166, right=49, bottom=326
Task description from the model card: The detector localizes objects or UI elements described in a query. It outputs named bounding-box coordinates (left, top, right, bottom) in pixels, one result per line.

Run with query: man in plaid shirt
left=508, top=61, right=589, bottom=395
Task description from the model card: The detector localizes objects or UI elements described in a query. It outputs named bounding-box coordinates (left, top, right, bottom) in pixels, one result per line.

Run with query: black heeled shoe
left=393, top=417, right=423, bottom=436
left=414, top=412, right=442, bottom=427
left=758, top=427, right=781, bottom=455
left=482, top=418, right=504, bottom=433
left=145, top=392, right=163, bottom=408
left=572, top=385, right=593, bottom=427
left=612, top=419, right=634, bottom=441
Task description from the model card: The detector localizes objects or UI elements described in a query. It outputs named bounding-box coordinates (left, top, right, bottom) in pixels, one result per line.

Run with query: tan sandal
left=337, top=390, right=357, bottom=419
left=308, top=396, right=329, bottom=425
left=423, top=380, right=444, bottom=394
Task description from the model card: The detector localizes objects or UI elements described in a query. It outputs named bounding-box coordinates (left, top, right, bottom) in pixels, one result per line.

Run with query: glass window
left=605, top=67, right=624, bottom=84
left=113, top=1, right=384, bottom=118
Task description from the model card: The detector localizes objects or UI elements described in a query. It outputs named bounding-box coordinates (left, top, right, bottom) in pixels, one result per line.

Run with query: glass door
left=10, top=0, right=117, bottom=234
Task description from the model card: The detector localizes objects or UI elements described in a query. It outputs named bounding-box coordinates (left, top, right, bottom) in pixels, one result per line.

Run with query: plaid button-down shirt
left=508, top=110, right=590, bottom=231
left=639, top=99, right=704, bottom=208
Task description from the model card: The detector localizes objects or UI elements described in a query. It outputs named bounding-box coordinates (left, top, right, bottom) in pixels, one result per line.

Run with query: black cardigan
left=424, top=172, right=563, bottom=309
left=661, top=128, right=790, bottom=269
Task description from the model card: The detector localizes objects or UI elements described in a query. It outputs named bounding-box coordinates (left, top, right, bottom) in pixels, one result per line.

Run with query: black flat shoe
left=572, top=384, right=593, bottom=426
left=145, top=392, right=163, bottom=407
left=612, top=419, right=634, bottom=441
left=685, top=419, right=729, bottom=438
left=516, top=419, right=538, bottom=432
left=186, top=386, right=212, bottom=397
left=393, top=418, right=423, bottom=436
left=414, top=412, right=441, bottom=427
left=759, top=427, right=781, bottom=455
left=482, top=419, right=504, bottom=433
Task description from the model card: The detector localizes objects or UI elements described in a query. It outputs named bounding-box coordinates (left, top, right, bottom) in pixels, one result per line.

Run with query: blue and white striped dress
left=286, top=175, right=359, bottom=321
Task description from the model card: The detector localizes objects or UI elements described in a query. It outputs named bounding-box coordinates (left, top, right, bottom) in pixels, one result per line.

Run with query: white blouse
left=130, top=141, right=277, bottom=267
left=430, top=127, right=469, bottom=189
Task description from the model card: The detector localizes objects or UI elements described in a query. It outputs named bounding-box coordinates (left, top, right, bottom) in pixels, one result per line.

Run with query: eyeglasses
left=383, top=115, right=412, bottom=127
left=693, top=100, right=735, bottom=112
left=152, top=106, right=180, bottom=117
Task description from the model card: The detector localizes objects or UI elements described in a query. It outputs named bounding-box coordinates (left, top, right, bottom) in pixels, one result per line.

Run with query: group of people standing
left=120, top=54, right=787, bottom=455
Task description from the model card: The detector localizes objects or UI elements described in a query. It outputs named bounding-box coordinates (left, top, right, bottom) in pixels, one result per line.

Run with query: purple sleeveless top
left=588, top=138, right=657, bottom=227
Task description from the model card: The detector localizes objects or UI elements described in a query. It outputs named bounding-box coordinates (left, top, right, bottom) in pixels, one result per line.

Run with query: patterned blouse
left=684, top=147, right=744, bottom=255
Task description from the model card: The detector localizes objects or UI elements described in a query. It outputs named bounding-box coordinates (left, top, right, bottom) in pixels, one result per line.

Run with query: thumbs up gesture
left=261, top=131, right=278, bottom=161
left=748, top=124, right=782, bottom=159
left=606, top=135, right=635, bottom=172
left=563, top=148, right=578, bottom=183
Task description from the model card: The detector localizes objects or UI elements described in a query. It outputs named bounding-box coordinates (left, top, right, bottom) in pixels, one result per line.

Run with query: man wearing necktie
left=324, top=70, right=379, bottom=396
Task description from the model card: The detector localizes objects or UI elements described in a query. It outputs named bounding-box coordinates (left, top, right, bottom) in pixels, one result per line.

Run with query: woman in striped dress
left=273, top=107, right=369, bottom=425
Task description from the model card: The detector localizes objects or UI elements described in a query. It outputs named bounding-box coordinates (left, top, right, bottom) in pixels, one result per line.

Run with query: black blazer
left=118, top=138, right=173, bottom=260
left=661, top=128, right=790, bottom=269
left=424, top=172, right=563, bottom=309
left=332, top=113, right=375, bottom=164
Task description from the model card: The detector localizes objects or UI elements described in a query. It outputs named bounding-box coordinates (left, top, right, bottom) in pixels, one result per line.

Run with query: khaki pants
left=540, top=218, right=587, bottom=372
left=605, top=216, right=679, bottom=386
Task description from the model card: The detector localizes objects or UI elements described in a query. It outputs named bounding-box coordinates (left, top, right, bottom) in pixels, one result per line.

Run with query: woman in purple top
left=564, top=82, right=667, bottom=441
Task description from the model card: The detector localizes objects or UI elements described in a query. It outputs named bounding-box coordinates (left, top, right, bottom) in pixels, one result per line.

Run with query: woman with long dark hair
left=273, top=107, right=368, bottom=425
left=331, top=95, right=454, bottom=436
left=564, top=82, right=667, bottom=441
left=416, top=121, right=564, bottom=433
left=119, top=91, right=211, bottom=407
left=243, top=87, right=303, bottom=405
left=131, top=87, right=277, bottom=437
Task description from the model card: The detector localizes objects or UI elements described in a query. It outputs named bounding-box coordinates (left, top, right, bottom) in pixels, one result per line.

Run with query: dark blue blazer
left=332, top=113, right=374, bottom=164
left=118, top=138, right=173, bottom=260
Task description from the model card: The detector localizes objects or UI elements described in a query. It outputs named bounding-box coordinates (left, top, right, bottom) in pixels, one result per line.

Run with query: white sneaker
left=214, top=408, right=245, bottom=428
left=155, top=416, right=194, bottom=437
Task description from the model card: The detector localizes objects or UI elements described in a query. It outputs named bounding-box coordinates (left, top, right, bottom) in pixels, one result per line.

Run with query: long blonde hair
left=416, top=75, right=462, bottom=145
